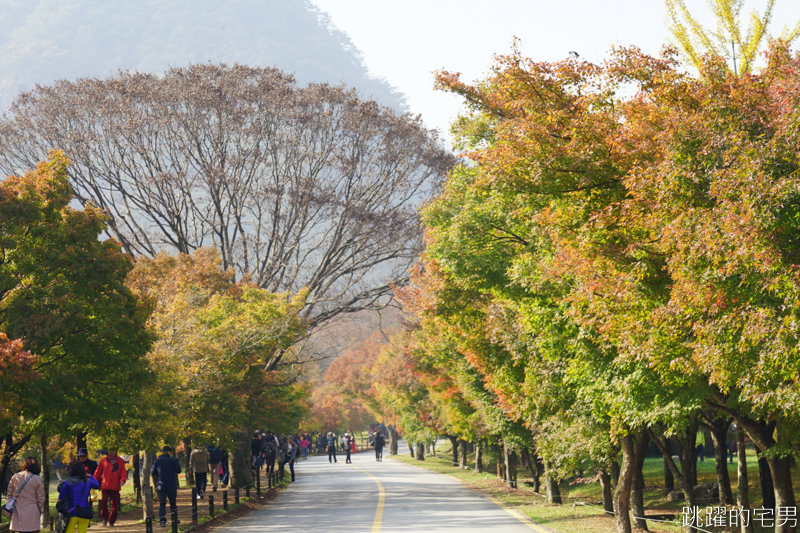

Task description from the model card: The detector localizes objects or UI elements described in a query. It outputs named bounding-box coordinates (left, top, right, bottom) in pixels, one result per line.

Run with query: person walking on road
left=250, top=431, right=262, bottom=474
left=189, top=446, right=210, bottom=498
left=59, top=461, right=100, bottom=533
left=300, top=435, right=309, bottom=460
left=93, top=448, right=126, bottom=527
left=77, top=449, right=97, bottom=477
left=206, top=446, right=222, bottom=492
left=281, top=438, right=297, bottom=482
left=151, top=446, right=181, bottom=528
left=326, top=432, right=337, bottom=463
left=6, top=457, right=45, bottom=533
left=265, top=432, right=277, bottom=473
left=374, top=433, right=385, bottom=462
left=317, top=434, right=326, bottom=455
left=342, top=433, right=353, bottom=464
left=52, top=457, right=66, bottom=481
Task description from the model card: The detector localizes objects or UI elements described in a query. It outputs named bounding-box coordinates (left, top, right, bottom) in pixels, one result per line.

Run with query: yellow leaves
left=664, top=0, right=788, bottom=75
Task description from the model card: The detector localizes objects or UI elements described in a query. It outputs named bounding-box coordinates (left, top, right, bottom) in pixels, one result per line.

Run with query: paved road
left=215, top=445, right=546, bottom=532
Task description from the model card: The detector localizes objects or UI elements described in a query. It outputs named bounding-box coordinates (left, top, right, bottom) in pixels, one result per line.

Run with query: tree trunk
left=448, top=435, right=458, bottom=466
left=503, top=443, right=517, bottom=489
left=631, top=428, right=649, bottom=531
left=766, top=455, right=797, bottom=533
left=474, top=441, right=483, bottom=473
left=533, top=451, right=544, bottom=493
left=681, top=422, right=698, bottom=489
left=544, top=460, right=561, bottom=504
left=648, top=427, right=698, bottom=533
left=415, top=441, right=425, bottom=461
left=228, top=431, right=254, bottom=489
left=736, top=427, right=754, bottom=533
left=600, top=469, right=614, bottom=514
left=408, top=441, right=414, bottom=458
left=520, top=448, right=536, bottom=479
left=133, top=453, right=141, bottom=504
left=614, top=434, right=636, bottom=533
left=40, top=434, right=50, bottom=530
left=708, top=417, right=733, bottom=505
left=76, top=431, right=87, bottom=451
left=755, top=445, right=776, bottom=510
left=662, top=437, right=674, bottom=495
left=613, top=433, right=634, bottom=533
left=710, top=395, right=796, bottom=532
left=509, top=450, right=518, bottom=488
left=497, top=445, right=505, bottom=482
left=458, top=439, right=468, bottom=469
left=386, top=425, right=394, bottom=455
left=142, top=451, right=155, bottom=520
left=183, top=437, right=194, bottom=487
left=390, top=427, right=399, bottom=455
left=545, top=475, right=561, bottom=504
left=610, top=458, right=620, bottom=487
left=1, top=432, right=33, bottom=497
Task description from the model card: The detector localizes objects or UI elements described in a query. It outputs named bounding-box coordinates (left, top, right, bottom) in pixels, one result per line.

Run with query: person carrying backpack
left=189, top=446, right=210, bottom=498
left=207, top=446, right=222, bottom=492
left=374, top=433, right=385, bottom=462
left=326, top=432, right=337, bottom=463
left=58, top=461, right=100, bottom=533
left=264, top=432, right=277, bottom=473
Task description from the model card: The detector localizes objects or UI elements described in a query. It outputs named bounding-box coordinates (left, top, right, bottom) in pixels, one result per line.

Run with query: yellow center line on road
left=485, top=494, right=550, bottom=533
left=348, top=464, right=385, bottom=532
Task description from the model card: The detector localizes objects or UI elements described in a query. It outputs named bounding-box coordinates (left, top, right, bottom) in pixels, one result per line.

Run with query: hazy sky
left=311, top=0, right=800, bottom=144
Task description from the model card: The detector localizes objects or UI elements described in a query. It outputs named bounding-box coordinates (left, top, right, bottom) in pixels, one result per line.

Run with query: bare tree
left=0, top=64, right=454, bottom=359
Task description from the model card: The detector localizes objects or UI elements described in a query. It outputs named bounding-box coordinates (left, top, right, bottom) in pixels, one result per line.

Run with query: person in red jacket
left=93, top=448, right=127, bottom=526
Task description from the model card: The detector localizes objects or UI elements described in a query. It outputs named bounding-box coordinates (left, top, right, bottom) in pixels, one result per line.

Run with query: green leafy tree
left=0, top=151, right=152, bottom=484
left=125, top=249, right=308, bottom=488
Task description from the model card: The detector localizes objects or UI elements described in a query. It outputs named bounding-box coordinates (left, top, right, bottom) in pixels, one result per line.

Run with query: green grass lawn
left=391, top=441, right=794, bottom=533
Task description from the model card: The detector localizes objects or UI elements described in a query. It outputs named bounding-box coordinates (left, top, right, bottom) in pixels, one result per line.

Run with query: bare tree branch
left=0, top=64, right=456, bottom=330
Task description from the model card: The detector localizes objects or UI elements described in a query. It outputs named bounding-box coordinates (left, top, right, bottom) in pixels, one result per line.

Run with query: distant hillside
left=0, top=0, right=405, bottom=109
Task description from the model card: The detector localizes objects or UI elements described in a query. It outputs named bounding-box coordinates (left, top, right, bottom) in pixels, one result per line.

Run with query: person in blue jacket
left=150, top=446, right=182, bottom=528
left=58, top=461, right=100, bottom=533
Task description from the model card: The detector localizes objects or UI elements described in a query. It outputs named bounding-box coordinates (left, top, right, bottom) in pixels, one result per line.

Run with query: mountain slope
left=0, top=0, right=404, bottom=109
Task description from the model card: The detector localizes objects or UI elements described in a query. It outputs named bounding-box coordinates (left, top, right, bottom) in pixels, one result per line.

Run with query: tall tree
left=0, top=151, right=152, bottom=483
left=0, top=65, right=455, bottom=351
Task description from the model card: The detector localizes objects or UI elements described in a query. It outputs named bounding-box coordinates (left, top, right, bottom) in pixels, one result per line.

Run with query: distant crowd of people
left=318, top=425, right=388, bottom=464
left=250, top=430, right=302, bottom=484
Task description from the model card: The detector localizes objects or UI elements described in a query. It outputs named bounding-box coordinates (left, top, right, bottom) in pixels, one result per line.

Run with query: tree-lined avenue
left=215, top=448, right=544, bottom=532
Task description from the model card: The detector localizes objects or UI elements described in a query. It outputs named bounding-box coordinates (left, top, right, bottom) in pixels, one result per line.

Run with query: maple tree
left=125, top=248, right=309, bottom=487
left=417, top=35, right=800, bottom=533
left=0, top=151, right=152, bottom=487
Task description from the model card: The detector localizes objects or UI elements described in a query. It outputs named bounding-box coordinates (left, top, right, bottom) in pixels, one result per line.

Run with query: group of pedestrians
left=3, top=427, right=393, bottom=533
left=250, top=430, right=301, bottom=485
left=188, top=445, right=224, bottom=500
left=5, top=454, right=117, bottom=533
left=321, top=430, right=385, bottom=463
